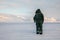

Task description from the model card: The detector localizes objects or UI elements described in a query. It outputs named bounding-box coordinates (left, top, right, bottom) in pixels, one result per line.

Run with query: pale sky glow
left=0, top=0, right=60, bottom=23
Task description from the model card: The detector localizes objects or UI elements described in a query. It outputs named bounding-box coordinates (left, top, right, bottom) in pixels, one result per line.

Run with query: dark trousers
left=36, top=23, right=43, bottom=33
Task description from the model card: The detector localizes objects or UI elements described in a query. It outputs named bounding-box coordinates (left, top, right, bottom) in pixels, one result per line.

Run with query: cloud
left=0, top=13, right=25, bottom=23
left=0, top=6, right=8, bottom=9
left=0, top=14, right=12, bottom=22
left=0, top=0, right=9, bottom=4
left=30, top=17, right=57, bottom=23
left=0, top=13, right=60, bottom=23
left=17, top=15, right=26, bottom=20
left=0, top=0, right=20, bottom=9
left=44, top=17, right=57, bottom=22
left=8, top=3, right=20, bottom=8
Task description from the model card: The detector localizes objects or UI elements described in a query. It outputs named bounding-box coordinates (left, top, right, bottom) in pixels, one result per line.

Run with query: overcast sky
left=0, top=0, right=60, bottom=22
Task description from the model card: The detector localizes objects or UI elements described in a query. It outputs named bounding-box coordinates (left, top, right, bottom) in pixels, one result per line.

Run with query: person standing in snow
left=33, top=9, right=44, bottom=34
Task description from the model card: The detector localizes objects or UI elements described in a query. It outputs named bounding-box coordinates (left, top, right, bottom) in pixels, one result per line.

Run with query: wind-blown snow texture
left=0, top=23, right=60, bottom=40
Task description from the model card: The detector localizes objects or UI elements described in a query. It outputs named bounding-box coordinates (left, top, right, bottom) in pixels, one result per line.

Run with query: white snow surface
left=0, top=23, right=60, bottom=40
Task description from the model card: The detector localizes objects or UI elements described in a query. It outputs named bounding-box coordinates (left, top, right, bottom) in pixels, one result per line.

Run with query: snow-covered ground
left=0, top=23, right=60, bottom=40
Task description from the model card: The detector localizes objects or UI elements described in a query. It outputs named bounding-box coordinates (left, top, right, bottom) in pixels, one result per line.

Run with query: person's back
left=34, top=13, right=44, bottom=23
left=33, top=9, right=44, bottom=35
